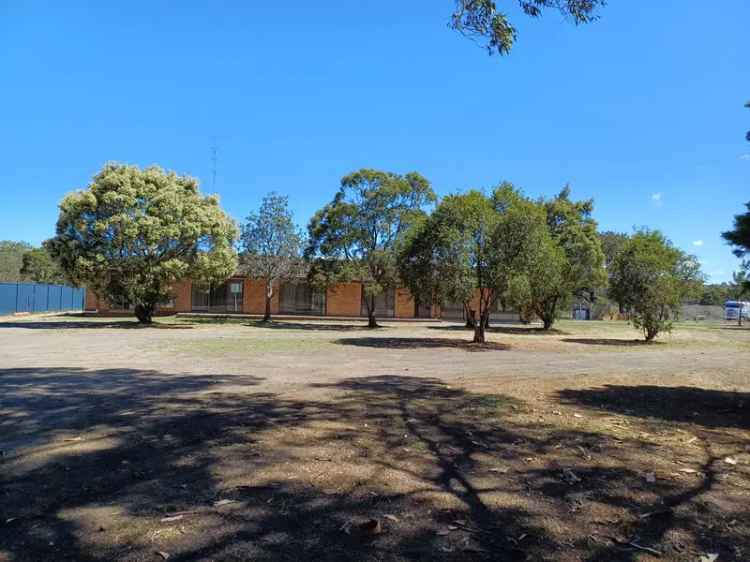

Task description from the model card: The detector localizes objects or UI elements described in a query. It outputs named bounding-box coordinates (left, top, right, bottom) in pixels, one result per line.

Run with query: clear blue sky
left=1, top=1, right=748, bottom=282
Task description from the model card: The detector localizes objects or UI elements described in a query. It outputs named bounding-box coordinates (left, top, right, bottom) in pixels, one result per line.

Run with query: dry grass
left=0, top=314, right=748, bottom=561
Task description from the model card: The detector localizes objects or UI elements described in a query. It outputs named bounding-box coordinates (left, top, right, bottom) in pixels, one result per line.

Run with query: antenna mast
left=210, top=137, right=218, bottom=190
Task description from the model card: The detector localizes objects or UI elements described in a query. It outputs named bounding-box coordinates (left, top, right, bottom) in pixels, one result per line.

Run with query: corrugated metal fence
left=0, top=283, right=85, bottom=315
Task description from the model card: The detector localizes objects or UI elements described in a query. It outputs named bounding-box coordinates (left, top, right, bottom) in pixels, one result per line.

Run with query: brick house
left=85, top=276, right=520, bottom=322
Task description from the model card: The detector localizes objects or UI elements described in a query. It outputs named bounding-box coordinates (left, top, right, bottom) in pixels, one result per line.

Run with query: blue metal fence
left=0, top=283, right=85, bottom=315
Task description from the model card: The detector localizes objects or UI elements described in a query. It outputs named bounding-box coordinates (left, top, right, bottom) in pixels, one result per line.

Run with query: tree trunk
left=473, top=311, right=487, bottom=343
left=263, top=283, right=273, bottom=322
left=134, top=303, right=154, bottom=324
left=464, top=304, right=476, bottom=329
left=542, top=316, right=554, bottom=330
left=367, top=295, right=378, bottom=328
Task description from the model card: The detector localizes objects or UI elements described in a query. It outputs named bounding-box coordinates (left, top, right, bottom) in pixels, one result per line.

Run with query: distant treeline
left=0, top=241, right=66, bottom=284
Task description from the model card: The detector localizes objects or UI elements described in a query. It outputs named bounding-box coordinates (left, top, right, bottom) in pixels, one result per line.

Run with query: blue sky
left=1, top=1, right=748, bottom=282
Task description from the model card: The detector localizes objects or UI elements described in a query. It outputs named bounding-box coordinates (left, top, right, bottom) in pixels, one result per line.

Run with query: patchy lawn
left=0, top=315, right=748, bottom=561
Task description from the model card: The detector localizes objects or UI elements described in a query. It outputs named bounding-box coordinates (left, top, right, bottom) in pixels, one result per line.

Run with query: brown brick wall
left=84, top=290, right=99, bottom=311
left=172, top=279, right=192, bottom=312
left=326, top=282, right=362, bottom=316
left=394, top=288, right=415, bottom=318
left=243, top=279, right=279, bottom=314
left=87, top=277, right=443, bottom=320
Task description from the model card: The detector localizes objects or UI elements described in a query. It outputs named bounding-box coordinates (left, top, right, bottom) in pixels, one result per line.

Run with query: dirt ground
left=1, top=314, right=748, bottom=562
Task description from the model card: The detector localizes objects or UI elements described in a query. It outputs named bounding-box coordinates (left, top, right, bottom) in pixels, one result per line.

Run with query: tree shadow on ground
left=561, top=338, right=661, bottom=347
left=242, top=320, right=380, bottom=332
left=557, top=384, right=750, bottom=430
left=554, top=383, right=750, bottom=561
left=430, top=324, right=567, bottom=336
left=334, top=337, right=510, bottom=352
left=0, top=319, right=145, bottom=330
left=2, top=369, right=748, bottom=561
left=0, top=369, right=540, bottom=561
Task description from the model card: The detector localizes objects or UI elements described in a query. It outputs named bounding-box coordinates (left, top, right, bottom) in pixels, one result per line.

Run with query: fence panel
left=0, top=282, right=85, bottom=315
left=0, top=284, right=17, bottom=315
left=48, top=286, right=62, bottom=311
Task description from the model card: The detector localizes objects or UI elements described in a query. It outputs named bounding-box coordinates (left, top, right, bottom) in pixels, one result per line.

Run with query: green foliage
left=20, top=248, right=66, bottom=284
left=723, top=201, right=750, bottom=260
left=45, top=163, right=238, bottom=323
left=514, top=187, right=607, bottom=329
left=399, top=186, right=549, bottom=342
left=599, top=231, right=629, bottom=271
left=450, top=0, right=605, bottom=55
left=509, top=230, right=569, bottom=329
left=730, top=269, right=750, bottom=300
left=241, top=192, right=304, bottom=320
left=699, top=283, right=733, bottom=306
left=0, top=240, right=32, bottom=282
left=610, top=229, right=705, bottom=341
left=306, top=168, right=435, bottom=327
left=598, top=230, right=629, bottom=310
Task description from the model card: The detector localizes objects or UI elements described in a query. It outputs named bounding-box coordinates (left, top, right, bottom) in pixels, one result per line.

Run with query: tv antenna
left=210, top=137, right=218, bottom=190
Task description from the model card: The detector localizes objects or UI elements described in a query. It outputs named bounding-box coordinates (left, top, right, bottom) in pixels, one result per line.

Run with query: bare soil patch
left=1, top=315, right=748, bottom=561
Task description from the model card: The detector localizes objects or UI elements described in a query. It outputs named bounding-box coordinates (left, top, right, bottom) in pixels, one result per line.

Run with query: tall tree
left=20, top=248, right=65, bottom=284
left=723, top=201, right=750, bottom=263
left=0, top=241, right=32, bottom=282
left=517, top=187, right=606, bottom=329
left=46, top=163, right=238, bottom=323
left=400, top=187, right=549, bottom=343
left=241, top=193, right=304, bottom=322
left=450, top=0, right=605, bottom=55
left=599, top=231, right=629, bottom=272
left=599, top=230, right=629, bottom=312
left=610, top=229, right=704, bottom=341
left=306, top=169, right=435, bottom=328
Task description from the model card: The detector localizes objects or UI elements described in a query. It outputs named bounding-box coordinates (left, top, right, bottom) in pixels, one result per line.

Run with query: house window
left=361, top=287, right=395, bottom=318
left=191, top=280, right=244, bottom=313
left=279, top=281, right=326, bottom=315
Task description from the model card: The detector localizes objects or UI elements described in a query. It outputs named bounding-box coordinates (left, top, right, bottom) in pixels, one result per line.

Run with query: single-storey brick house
left=85, top=277, right=520, bottom=322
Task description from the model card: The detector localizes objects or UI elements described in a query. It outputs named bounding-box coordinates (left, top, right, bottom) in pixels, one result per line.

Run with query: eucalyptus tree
left=610, top=229, right=704, bottom=341
left=723, top=201, right=750, bottom=266
left=46, top=163, right=238, bottom=323
left=306, top=169, right=435, bottom=328
left=400, top=186, right=549, bottom=343
left=523, top=187, right=607, bottom=329
left=241, top=192, right=304, bottom=322
left=450, top=0, right=605, bottom=55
